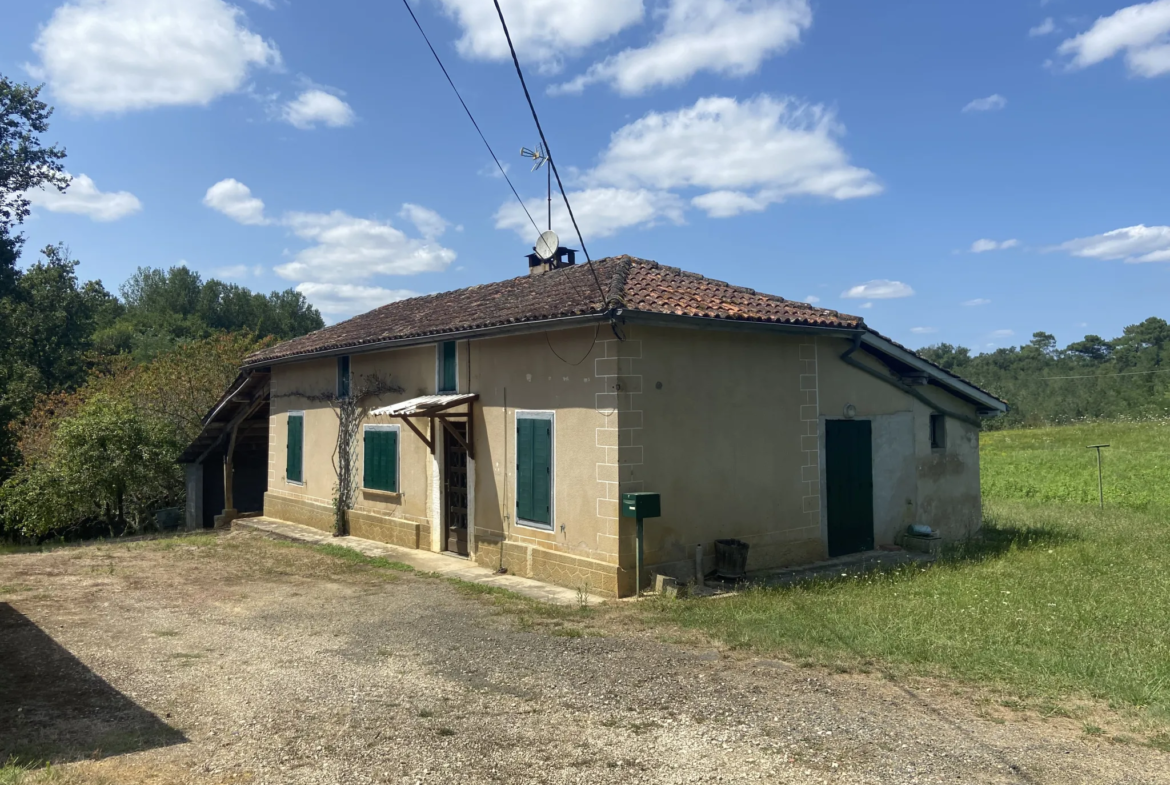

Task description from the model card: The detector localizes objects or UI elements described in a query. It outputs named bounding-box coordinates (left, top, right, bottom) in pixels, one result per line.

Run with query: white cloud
left=30, top=0, right=280, bottom=113
left=26, top=172, right=141, bottom=221
left=1057, top=0, right=1170, bottom=77
left=962, top=94, right=1007, bottom=112
left=859, top=302, right=873, bottom=309
left=203, top=179, right=269, bottom=225
left=910, top=326, right=938, bottom=335
left=275, top=210, right=457, bottom=282
left=399, top=203, right=450, bottom=240
left=841, top=280, right=915, bottom=299
left=588, top=95, right=882, bottom=218
left=554, top=0, right=812, bottom=95
left=281, top=89, right=356, bottom=130
left=433, top=0, right=644, bottom=71
left=212, top=264, right=264, bottom=279
left=990, top=329, right=1015, bottom=338
left=1030, top=17, right=1057, bottom=37
left=963, top=298, right=992, bottom=307
left=1057, top=224, right=1170, bottom=262
left=295, top=282, right=419, bottom=320
left=803, top=295, right=820, bottom=304
left=496, top=188, right=685, bottom=240
left=970, top=238, right=1019, bottom=253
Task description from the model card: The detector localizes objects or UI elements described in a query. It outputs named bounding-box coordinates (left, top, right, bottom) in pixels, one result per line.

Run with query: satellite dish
left=535, top=230, right=559, bottom=261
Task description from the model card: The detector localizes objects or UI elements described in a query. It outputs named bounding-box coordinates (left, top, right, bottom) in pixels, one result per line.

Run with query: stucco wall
left=261, top=322, right=986, bottom=597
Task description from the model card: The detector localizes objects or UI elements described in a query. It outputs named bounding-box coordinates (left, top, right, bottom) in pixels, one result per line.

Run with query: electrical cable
left=491, top=0, right=610, bottom=312
left=398, top=0, right=541, bottom=239
left=1039, top=368, right=1170, bottom=380
left=544, top=323, right=601, bottom=366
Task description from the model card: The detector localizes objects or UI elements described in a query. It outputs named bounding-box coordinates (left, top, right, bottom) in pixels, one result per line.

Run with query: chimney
left=527, top=246, right=577, bottom=276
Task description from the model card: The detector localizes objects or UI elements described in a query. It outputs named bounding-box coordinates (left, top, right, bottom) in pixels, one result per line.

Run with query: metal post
left=635, top=518, right=644, bottom=598
left=1088, top=445, right=1109, bottom=509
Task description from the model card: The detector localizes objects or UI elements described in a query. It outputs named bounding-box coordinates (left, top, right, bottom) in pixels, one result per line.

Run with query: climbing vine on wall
left=274, top=373, right=404, bottom=536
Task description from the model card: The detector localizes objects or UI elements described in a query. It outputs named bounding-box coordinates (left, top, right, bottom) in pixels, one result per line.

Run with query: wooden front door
left=825, top=419, right=875, bottom=558
left=443, top=421, right=469, bottom=556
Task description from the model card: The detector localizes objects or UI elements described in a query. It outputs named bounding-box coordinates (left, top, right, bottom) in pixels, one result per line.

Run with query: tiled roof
left=244, top=256, right=864, bottom=365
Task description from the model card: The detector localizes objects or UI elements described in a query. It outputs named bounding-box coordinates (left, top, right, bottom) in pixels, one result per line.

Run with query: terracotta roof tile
left=245, top=256, right=864, bottom=365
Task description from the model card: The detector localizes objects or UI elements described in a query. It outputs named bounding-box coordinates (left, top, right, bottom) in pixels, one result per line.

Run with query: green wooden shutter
left=286, top=414, right=304, bottom=484
left=516, top=417, right=551, bottom=525
left=364, top=430, right=398, bottom=492
left=531, top=420, right=552, bottom=525
left=440, top=341, right=457, bottom=392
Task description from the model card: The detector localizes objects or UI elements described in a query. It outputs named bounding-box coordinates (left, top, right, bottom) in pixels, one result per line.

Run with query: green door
left=825, top=419, right=874, bottom=557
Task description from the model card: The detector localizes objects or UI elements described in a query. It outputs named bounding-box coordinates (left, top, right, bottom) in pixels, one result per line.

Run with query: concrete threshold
left=235, top=517, right=604, bottom=607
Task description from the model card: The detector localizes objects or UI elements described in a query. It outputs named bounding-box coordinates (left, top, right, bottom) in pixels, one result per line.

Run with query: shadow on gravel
left=0, top=602, right=186, bottom=765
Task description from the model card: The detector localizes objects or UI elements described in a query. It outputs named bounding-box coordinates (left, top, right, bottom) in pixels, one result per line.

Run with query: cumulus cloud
left=400, top=203, right=451, bottom=240
left=433, top=0, right=644, bottom=71
left=281, top=89, right=356, bottom=130
left=295, top=282, right=419, bottom=320
left=203, top=179, right=269, bottom=225
left=275, top=210, right=457, bottom=282
left=970, top=238, right=1019, bottom=253
left=1030, top=17, right=1057, bottom=37
left=841, top=280, right=915, bottom=299
left=963, top=298, right=992, bottom=307
left=587, top=95, right=882, bottom=218
left=910, top=326, right=938, bottom=335
left=554, top=0, right=811, bottom=95
left=496, top=188, right=685, bottom=240
left=1057, top=0, right=1170, bottom=77
left=212, top=264, right=264, bottom=278
left=26, top=172, right=141, bottom=221
left=1057, top=224, right=1170, bottom=262
left=30, top=0, right=280, bottom=113
left=803, top=295, right=820, bottom=304
left=962, top=94, right=1007, bottom=112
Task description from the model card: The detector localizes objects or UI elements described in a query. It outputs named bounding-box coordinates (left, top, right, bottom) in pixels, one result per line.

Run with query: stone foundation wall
left=263, top=492, right=334, bottom=534
left=479, top=540, right=624, bottom=598
left=346, top=509, right=423, bottom=550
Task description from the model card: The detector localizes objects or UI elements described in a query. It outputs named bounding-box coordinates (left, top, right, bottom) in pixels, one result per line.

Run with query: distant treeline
left=918, top=318, right=1170, bottom=429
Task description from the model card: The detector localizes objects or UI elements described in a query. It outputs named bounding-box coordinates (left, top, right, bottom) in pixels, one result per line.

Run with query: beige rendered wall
left=817, top=338, right=984, bottom=543
left=262, top=326, right=632, bottom=597
left=631, top=328, right=986, bottom=584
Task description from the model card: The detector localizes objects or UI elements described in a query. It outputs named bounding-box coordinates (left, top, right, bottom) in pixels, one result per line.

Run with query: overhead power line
left=491, top=0, right=610, bottom=310
left=1040, top=367, right=1170, bottom=380
left=398, top=0, right=540, bottom=238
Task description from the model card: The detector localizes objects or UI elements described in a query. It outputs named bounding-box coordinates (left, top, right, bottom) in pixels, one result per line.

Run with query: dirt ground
left=1, top=531, right=1166, bottom=785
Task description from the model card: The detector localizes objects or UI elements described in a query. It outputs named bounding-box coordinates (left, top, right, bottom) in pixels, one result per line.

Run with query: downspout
left=840, top=333, right=983, bottom=428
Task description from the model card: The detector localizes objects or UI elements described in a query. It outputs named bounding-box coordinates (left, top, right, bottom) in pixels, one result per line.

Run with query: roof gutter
left=840, top=334, right=985, bottom=427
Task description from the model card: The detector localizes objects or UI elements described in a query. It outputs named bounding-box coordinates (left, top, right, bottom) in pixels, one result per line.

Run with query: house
left=182, top=254, right=1007, bottom=598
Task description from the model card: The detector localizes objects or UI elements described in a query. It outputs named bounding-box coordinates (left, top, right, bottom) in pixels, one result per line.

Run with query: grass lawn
left=639, top=420, right=1170, bottom=741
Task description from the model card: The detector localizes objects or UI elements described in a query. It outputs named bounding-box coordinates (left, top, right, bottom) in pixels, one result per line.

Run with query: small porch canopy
left=371, top=393, right=478, bottom=458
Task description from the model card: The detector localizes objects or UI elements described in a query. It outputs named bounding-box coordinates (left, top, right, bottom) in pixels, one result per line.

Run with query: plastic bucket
left=714, top=538, right=750, bottom=580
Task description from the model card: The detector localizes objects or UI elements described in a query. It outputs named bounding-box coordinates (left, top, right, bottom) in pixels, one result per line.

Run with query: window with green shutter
left=363, top=426, right=399, bottom=493
left=286, top=412, right=304, bottom=484
left=516, top=412, right=553, bottom=528
left=438, top=341, right=457, bottom=392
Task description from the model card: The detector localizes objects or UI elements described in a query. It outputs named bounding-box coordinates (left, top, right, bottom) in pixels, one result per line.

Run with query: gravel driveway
left=1, top=531, right=1164, bottom=785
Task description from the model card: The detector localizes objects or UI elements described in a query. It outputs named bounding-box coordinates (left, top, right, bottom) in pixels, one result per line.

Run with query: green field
left=982, top=420, right=1170, bottom=510
left=642, top=420, right=1170, bottom=741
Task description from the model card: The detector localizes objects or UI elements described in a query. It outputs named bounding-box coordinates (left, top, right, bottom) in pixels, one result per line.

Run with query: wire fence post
left=1087, top=444, right=1109, bottom=509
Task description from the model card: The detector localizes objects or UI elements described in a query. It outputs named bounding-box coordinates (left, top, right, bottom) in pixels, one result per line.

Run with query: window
left=515, top=412, right=553, bottom=529
left=337, top=355, right=351, bottom=398
left=363, top=425, right=399, bottom=493
left=286, top=411, right=305, bottom=484
left=930, top=413, right=947, bottom=450
left=438, top=341, right=457, bottom=393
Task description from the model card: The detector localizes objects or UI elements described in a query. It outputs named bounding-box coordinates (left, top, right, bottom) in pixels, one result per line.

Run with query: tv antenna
left=521, top=143, right=552, bottom=231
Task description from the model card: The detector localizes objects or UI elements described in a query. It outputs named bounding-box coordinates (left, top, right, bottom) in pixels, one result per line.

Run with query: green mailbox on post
left=622, top=492, right=660, bottom=520
left=621, top=492, right=660, bottom=597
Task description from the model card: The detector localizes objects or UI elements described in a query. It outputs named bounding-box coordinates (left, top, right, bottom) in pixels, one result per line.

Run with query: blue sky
left=3, top=0, right=1170, bottom=350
